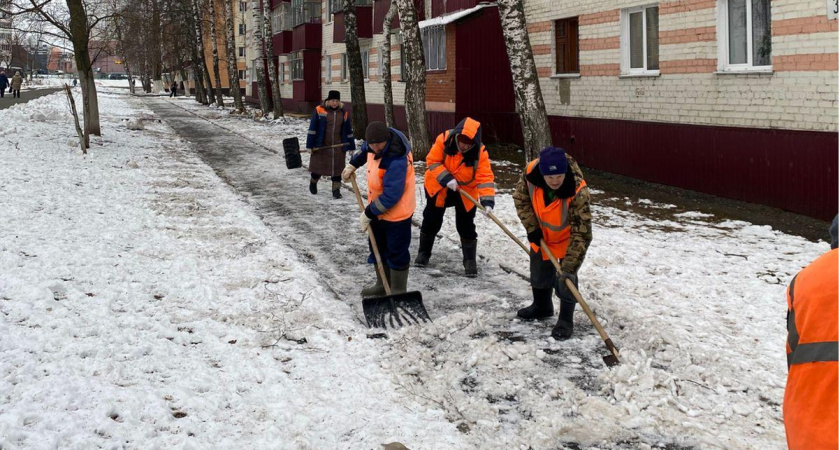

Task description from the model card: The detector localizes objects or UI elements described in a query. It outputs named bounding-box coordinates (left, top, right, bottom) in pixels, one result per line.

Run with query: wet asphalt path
left=0, top=87, right=63, bottom=109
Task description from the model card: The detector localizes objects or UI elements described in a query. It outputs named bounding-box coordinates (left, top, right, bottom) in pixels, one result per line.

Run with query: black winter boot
left=461, top=239, right=478, bottom=277
left=551, top=301, right=575, bottom=340
left=332, top=181, right=342, bottom=199
left=389, top=266, right=410, bottom=294
left=309, top=179, right=317, bottom=195
left=414, top=232, right=435, bottom=267
left=361, top=266, right=390, bottom=298
left=517, top=288, right=554, bottom=320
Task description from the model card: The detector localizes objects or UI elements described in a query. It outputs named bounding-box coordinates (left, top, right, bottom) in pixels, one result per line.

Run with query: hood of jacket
left=443, top=117, right=483, bottom=162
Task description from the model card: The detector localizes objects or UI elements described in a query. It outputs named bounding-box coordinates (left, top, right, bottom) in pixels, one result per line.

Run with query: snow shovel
left=541, top=241, right=620, bottom=367
left=349, top=176, right=431, bottom=329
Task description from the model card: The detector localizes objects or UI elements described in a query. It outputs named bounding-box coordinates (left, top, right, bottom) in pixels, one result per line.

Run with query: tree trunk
left=150, top=0, right=163, bottom=93
left=193, top=0, right=215, bottom=105
left=208, top=0, right=224, bottom=106
left=67, top=0, right=100, bottom=137
left=382, top=1, right=396, bottom=128
left=189, top=0, right=208, bottom=104
left=496, top=0, right=552, bottom=161
left=395, top=0, right=428, bottom=158
left=224, top=0, right=245, bottom=112
left=262, top=0, right=284, bottom=117
left=250, top=0, right=270, bottom=115
left=343, top=0, right=367, bottom=135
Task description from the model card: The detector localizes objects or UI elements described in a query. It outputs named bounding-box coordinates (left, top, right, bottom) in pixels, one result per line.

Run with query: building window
left=239, top=46, right=246, bottom=57
left=239, top=23, right=246, bottom=35
left=329, top=0, right=342, bottom=16
left=325, top=55, right=332, bottom=83
left=555, top=17, right=579, bottom=74
left=291, top=52, right=303, bottom=80
left=421, top=26, right=445, bottom=71
left=238, top=69, right=247, bottom=80
left=340, top=53, right=348, bottom=81
left=718, top=0, right=771, bottom=70
left=240, top=1, right=246, bottom=11
left=361, top=49, right=369, bottom=79
left=621, top=5, right=659, bottom=75
left=279, top=62, right=285, bottom=82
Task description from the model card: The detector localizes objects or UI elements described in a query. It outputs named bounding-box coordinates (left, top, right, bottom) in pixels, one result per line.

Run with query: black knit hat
left=325, top=90, right=340, bottom=101
left=365, top=121, right=390, bottom=144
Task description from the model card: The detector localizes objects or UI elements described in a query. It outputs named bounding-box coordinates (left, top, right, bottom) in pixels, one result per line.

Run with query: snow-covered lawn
left=0, top=85, right=828, bottom=449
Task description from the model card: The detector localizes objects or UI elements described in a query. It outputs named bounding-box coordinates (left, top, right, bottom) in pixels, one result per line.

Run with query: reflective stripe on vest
left=788, top=273, right=840, bottom=367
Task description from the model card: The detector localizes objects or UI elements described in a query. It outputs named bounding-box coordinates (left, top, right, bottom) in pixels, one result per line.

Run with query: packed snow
left=0, top=85, right=828, bottom=449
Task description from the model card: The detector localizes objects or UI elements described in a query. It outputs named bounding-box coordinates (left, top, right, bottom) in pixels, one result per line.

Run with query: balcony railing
left=293, top=3, right=322, bottom=27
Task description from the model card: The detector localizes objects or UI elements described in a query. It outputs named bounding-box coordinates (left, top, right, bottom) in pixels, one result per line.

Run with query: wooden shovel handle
left=311, top=143, right=348, bottom=152
left=540, top=240, right=620, bottom=361
left=458, top=189, right=530, bottom=253
left=350, top=175, right=391, bottom=295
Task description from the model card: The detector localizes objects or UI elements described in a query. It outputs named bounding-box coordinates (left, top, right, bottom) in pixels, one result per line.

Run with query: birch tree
left=261, top=0, right=283, bottom=117
left=496, top=0, right=551, bottom=161
left=395, top=0, right=428, bottom=158
left=250, top=0, right=269, bottom=115
left=381, top=0, right=396, bottom=128
left=208, top=0, right=223, bottom=106
left=342, top=0, right=367, bottom=134
left=223, top=0, right=244, bottom=112
left=193, top=0, right=216, bottom=105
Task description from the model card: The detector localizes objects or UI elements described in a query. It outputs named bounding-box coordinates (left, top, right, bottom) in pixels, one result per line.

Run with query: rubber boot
left=361, top=265, right=390, bottom=298
left=332, top=181, right=342, bottom=199
left=551, top=301, right=575, bottom=340
left=517, top=287, right=554, bottom=320
left=309, top=179, right=317, bottom=195
left=414, top=232, right=435, bottom=267
left=389, top=266, right=409, bottom=294
left=461, top=239, right=478, bottom=277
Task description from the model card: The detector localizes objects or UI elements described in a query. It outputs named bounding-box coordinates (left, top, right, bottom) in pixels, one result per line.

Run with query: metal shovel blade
left=362, top=291, right=431, bottom=329
left=601, top=338, right=621, bottom=367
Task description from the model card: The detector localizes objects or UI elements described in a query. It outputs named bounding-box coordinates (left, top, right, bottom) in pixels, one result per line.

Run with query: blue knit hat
left=538, top=147, right=567, bottom=176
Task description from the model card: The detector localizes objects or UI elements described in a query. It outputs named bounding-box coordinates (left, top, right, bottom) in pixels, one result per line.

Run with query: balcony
left=271, top=2, right=293, bottom=54
left=432, top=0, right=478, bottom=17
left=332, top=0, right=373, bottom=43
left=291, top=1, right=322, bottom=51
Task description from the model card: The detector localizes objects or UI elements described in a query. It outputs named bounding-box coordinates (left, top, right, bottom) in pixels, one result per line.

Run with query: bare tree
left=208, top=0, right=223, bottom=106
left=261, top=0, right=282, bottom=117
left=394, top=0, right=428, bottom=158
left=193, top=0, right=215, bottom=104
left=342, top=0, right=366, bottom=134
left=496, top=0, right=551, bottom=161
left=223, top=0, right=244, bottom=112
left=381, top=0, right=395, bottom=128
left=249, top=0, right=268, bottom=115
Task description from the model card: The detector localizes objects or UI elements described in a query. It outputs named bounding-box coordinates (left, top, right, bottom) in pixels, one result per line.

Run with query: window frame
left=325, top=55, right=332, bottom=83
left=238, top=69, right=247, bottom=81
left=340, top=53, right=348, bottom=82
left=554, top=17, right=580, bottom=75
left=361, top=49, right=370, bottom=80
left=239, top=23, right=246, bottom=36
left=620, top=4, right=660, bottom=76
left=238, top=46, right=246, bottom=58
left=421, top=26, right=446, bottom=71
left=716, top=0, right=773, bottom=73
left=240, top=1, right=246, bottom=11
left=290, top=52, right=304, bottom=80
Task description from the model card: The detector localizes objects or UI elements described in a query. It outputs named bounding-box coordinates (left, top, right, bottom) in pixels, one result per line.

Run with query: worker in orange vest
left=415, top=117, right=496, bottom=277
left=784, top=215, right=838, bottom=450
left=342, top=122, right=416, bottom=297
left=513, top=146, right=592, bottom=339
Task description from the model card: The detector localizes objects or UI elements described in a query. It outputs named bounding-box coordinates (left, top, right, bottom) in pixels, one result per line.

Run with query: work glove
left=480, top=200, right=494, bottom=216
left=526, top=228, right=543, bottom=246
left=446, top=179, right=459, bottom=192
left=359, top=210, right=372, bottom=232
left=482, top=206, right=493, bottom=216
left=555, top=271, right=578, bottom=301
left=341, top=163, right=356, bottom=182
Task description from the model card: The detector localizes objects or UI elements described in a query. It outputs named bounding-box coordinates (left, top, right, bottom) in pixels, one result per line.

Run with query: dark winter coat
left=0, top=74, right=9, bottom=89
left=306, top=102, right=355, bottom=177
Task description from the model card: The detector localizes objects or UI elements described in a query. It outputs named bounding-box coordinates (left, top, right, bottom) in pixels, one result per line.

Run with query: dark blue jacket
left=0, top=74, right=9, bottom=89
left=350, top=128, right=412, bottom=218
left=306, top=104, right=355, bottom=151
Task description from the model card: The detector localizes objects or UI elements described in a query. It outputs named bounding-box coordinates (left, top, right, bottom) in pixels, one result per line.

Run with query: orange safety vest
left=784, top=248, right=839, bottom=450
left=366, top=151, right=416, bottom=222
left=424, top=121, right=495, bottom=212
left=525, top=159, right=586, bottom=261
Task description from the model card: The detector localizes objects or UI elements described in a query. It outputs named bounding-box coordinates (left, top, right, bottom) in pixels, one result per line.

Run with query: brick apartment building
left=244, top=0, right=838, bottom=220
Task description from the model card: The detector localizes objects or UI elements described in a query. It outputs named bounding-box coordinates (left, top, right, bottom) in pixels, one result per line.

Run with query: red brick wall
left=425, top=24, right=456, bottom=106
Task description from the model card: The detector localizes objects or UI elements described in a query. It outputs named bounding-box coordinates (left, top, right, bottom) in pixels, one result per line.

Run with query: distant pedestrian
left=305, top=90, right=354, bottom=199
left=0, top=70, right=8, bottom=98
left=783, top=215, right=838, bottom=450
left=72, top=78, right=78, bottom=87
left=10, top=71, right=23, bottom=98
left=170, top=80, right=177, bottom=97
